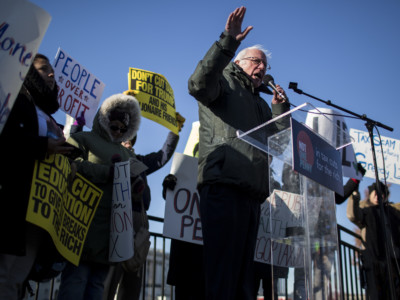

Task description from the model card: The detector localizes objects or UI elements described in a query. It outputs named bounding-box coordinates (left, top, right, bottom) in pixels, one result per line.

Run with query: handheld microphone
left=263, top=75, right=288, bottom=102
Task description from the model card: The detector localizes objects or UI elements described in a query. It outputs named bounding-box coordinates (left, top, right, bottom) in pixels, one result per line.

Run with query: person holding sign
left=347, top=181, right=400, bottom=299
left=103, top=115, right=183, bottom=300
left=0, top=53, right=73, bottom=299
left=188, top=7, right=290, bottom=300
left=57, top=93, right=144, bottom=300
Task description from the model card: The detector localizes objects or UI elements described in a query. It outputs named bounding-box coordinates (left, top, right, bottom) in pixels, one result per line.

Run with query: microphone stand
left=289, top=82, right=396, bottom=300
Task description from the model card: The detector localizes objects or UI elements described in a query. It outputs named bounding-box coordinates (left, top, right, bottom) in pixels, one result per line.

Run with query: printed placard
left=128, top=68, right=178, bottom=134
left=350, top=128, right=400, bottom=185
left=53, top=48, right=105, bottom=128
left=163, top=153, right=202, bottom=245
left=26, top=154, right=103, bottom=266
left=109, top=161, right=134, bottom=262
left=0, top=0, right=51, bottom=134
left=292, top=118, right=343, bottom=195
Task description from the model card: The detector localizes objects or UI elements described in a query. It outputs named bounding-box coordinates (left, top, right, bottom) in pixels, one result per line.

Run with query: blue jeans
left=58, top=261, right=109, bottom=300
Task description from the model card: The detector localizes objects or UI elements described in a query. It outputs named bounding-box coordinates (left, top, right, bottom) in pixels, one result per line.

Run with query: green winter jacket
left=188, top=32, right=290, bottom=201
left=67, top=94, right=141, bottom=264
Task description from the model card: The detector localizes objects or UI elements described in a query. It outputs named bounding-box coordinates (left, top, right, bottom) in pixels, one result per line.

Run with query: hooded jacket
left=67, top=93, right=141, bottom=264
left=188, top=32, right=290, bottom=200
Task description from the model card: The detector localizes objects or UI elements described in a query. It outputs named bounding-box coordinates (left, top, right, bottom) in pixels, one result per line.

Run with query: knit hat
left=109, top=109, right=130, bottom=127
left=367, top=181, right=389, bottom=197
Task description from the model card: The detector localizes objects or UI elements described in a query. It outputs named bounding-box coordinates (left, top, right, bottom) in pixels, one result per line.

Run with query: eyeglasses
left=110, top=125, right=128, bottom=133
left=242, top=57, right=271, bottom=70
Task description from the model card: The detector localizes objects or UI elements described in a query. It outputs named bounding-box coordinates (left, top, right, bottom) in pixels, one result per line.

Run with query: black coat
left=0, top=86, right=48, bottom=255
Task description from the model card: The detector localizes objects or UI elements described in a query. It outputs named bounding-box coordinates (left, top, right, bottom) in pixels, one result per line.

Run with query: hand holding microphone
left=263, top=74, right=288, bottom=103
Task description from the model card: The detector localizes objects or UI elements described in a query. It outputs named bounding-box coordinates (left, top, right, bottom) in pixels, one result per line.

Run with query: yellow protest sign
left=128, top=68, right=178, bottom=134
left=26, top=154, right=103, bottom=266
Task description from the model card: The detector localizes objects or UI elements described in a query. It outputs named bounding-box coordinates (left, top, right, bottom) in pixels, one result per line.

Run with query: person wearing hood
left=0, top=53, right=72, bottom=299
left=103, top=112, right=184, bottom=300
left=57, top=93, right=143, bottom=300
left=347, top=181, right=400, bottom=299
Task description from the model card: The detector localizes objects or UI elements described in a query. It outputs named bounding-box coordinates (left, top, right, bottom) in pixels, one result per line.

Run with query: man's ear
left=234, top=59, right=241, bottom=65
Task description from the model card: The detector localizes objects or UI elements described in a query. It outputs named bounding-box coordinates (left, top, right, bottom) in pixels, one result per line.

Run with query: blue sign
left=291, top=118, right=343, bottom=196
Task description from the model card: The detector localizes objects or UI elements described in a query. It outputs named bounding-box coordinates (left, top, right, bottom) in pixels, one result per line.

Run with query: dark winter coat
left=188, top=32, right=290, bottom=200
left=67, top=94, right=141, bottom=264
left=0, top=65, right=59, bottom=256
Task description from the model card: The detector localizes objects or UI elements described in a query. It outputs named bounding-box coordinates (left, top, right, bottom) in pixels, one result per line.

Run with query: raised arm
left=188, top=7, right=251, bottom=105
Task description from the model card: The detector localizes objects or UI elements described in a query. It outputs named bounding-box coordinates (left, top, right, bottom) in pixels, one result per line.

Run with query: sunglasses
left=109, top=125, right=128, bottom=133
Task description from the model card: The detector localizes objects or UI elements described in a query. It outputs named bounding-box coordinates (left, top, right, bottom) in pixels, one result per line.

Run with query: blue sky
left=30, top=0, right=400, bottom=237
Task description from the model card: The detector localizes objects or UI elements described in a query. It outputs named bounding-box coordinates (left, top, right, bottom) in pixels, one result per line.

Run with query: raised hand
left=225, top=6, right=253, bottom=42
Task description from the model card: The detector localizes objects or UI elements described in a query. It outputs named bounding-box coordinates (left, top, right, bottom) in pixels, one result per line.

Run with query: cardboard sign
left=163, top=153, right=202, bottom=245
left=350, top=128, right=400, bottom=185
left=292, top=118, right=343, bottom=195
left=53, top=48, right=105, bottom=128
left=0, top=0, right=51, bottom=134
left=305, top=108, right=362, bottom=180
left=255, top=190, right=304, bottom=267
left=26, top=154, right=103, bottom=266
left=128, top=68, right=178, bottom=134
left=183, top=121, right=200, bottom=157
left=109, top=161, right=134, bottom=262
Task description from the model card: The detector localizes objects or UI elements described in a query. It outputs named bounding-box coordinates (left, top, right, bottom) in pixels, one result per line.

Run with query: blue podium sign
left=291, top=118, right=343, bottom=196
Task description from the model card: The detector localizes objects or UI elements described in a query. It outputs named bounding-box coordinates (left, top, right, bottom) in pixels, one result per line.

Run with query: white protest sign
left=53, top=48, right=105, bottom=129
left=305, top=108, right=362, bottom=180
left=0, top=0, right=51, bottom=134
left=350, top=128, right=400, bottom=185
left=255, top=190, right=304, bottom=267
left=183, top=121, right=200, bottom=156
left=163, top=153, right=203, bottom=245
left=109, top=161, right=134, bottom=262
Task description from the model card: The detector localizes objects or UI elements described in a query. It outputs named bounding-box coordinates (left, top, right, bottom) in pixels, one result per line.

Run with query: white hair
left=234, top=44, right=272, bottom=62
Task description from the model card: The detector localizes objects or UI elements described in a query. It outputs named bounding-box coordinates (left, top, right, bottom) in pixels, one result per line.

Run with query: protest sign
left=305, top=108, right=362, bottom=180
left=254, top=190, right=304, bottom=267
left=0, top=0, right=51, bottom=134
left=183, top=121, right=200, bottom=157
left=26, top=154, right=103, bottom=266
left=53, top=48, right=105, bottom=129
left=350, top=128, right=400, bottom=185
left=163, top=153, right=202, bottom=245
left=128, top=68, right=179, bottom=134
left=109, top=161, right=134, bottom=262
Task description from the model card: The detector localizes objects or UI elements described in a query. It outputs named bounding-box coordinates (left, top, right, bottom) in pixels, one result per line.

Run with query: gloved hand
left=74, top=111, right=86, bottom=127
left=108, top=154, right=122, bottom=181
left=357, top=162, right=366, bottom=177
left=162, top=174, right=177, bottom=200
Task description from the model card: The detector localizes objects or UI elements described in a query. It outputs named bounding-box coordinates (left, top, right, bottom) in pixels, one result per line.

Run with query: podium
left=237, top=103, right=352, bottom=300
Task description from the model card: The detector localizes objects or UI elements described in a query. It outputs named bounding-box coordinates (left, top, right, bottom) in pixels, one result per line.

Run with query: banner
left=53, top=48, right=105, bottom=129
left=26, top=154, right=103, bottom=266
left=128, top=68, right=178, bottom=134
left=254, top=190, right=304, bottom=267
left=163, top=153, right=203, bottom=245
left=350, top=128, right=400, bottom=185
left=109, top=161, right=134, bottom=262
left=305, top=108, right=362, bottom=179
left=0, top=0, right=51, bottom=134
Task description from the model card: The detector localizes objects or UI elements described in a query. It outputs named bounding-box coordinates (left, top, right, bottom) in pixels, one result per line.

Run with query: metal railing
left=337, top=224, right=365, bottom=300
left=26, top=218, right=364, bottom=300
